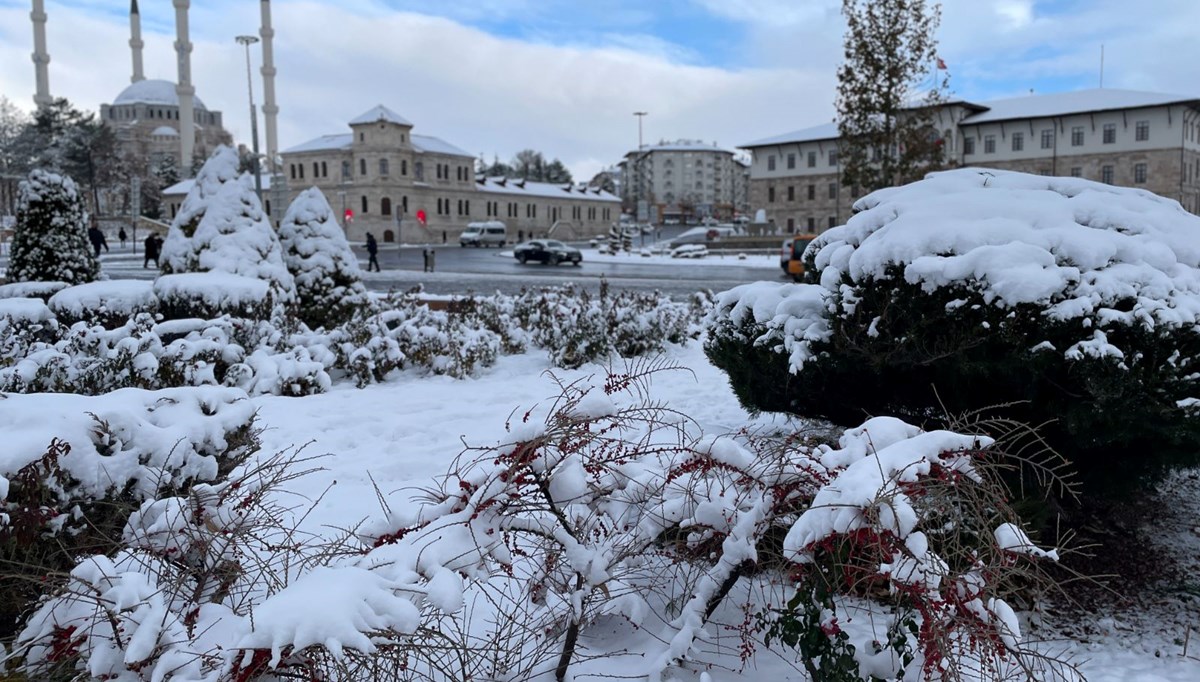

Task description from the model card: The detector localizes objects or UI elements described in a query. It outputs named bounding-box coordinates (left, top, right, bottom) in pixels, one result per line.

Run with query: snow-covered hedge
left=0, top=280, right=69, bottom=301
left=48, top=280, right=158, bottom=327
left=706, top=168, right=1200, bottom=491
left=0, top=386, right=259, bottom=641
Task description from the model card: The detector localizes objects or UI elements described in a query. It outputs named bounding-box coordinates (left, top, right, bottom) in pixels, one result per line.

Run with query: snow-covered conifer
left=183, top=174, right=295, bottom=302
left=6, top=169, right=98, bottom=285
left=160, top=145, right=239, bottom=274
left=279, top=187, right=368, bottom=329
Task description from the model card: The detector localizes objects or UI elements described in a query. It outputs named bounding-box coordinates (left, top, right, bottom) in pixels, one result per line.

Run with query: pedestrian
left=118, top=228, right=127, bottom=248
left=365, top=232, right=381, bottom=272
left=88, top=224, right=109, bottom=257
left=143, top=233, right=161, bottom=268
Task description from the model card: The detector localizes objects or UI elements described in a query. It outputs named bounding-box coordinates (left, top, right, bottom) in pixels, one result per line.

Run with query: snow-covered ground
left=246, top=340, right=1200, bottom=681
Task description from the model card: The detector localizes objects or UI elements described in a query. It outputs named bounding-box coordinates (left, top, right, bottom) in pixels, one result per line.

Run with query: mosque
left=27, top=0, right=282, bottom=179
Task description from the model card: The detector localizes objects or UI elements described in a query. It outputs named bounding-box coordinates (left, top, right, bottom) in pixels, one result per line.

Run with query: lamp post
left=235, top=35, right=263, bottom=204
left=632, top=111, right=648, bottom=229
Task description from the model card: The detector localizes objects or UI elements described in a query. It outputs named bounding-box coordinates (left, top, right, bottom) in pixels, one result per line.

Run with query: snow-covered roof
left=349, top=105, right=412, bottom=127
left=740, top=122, right=839, bottom=148
left=959, top=88, right=1200, bottom=125
left=163, top=173, right=273, bottom=197
left=475, top=176, right=619, bottom=203
left=411, top=134, right=472, bottom=158
left=150, top=126, right=179, bottom=137
left=283, top=134, right=353, bottom=154
left=113, top=78, right=208, bottom=111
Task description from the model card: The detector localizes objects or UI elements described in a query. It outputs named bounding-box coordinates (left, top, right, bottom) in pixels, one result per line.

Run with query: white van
left=460, top=221, right=507, bottom=247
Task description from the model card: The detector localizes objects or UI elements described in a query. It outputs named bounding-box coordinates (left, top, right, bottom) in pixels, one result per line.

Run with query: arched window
left=402, top=196, right=408, bottom=213
left=383, top=229, right=395, bottom=243
left=381, top=197, right=392, bottom=215
left=313, top=162, right=319, bottom=178
left=321, top=161, right=328, bottom=177
left=361, top=195, right=368, bottom=213
left=360, top=159, right=367, bottom=176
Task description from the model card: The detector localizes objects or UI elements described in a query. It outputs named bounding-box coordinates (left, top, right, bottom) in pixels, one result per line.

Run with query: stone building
left=277, top=105, right=619, bottom=243
left=618, top=140, right=749, bottom=222
left=742, top=88, right=1200, bottom=234
left=100, top=79, right=231, bottom=170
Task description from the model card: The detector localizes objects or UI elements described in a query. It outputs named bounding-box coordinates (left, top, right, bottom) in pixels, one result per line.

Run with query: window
left=414, top=161, right=424, bottom=181
left=963, top=137, right=975, bottom=155
left=807, top=184, right=815, bottom=201
left=1011, top=132, right=1024, bottom=152
left=1101, top=165, right=1114, bottom=184
left=828, top=183, right=837, bottom=199
left=984, top=135, right=996, bottom=154
left=1071, top=126, right=1084, bottom=146
left=829, top=150, right=839, bottom=166
left=360, top=159, right=367, bottom=175
left=321, top=162, right=327, bottom=177
left=402, top=196, right=408, bottom=213
left=359, top=132, right=364, bottom=142
left=379, top=158, right=389, bottom=175
left=1136, top=120, right=1150, bottom=141
left=767, top=155, right=776, bottom=171
left=787, top=185, right=795, bottom=201
left=342, top=161, right=351, bottom=179
left=807, top=152, right=817, bottom=167
left=1070, top=167, right=1082, bottom=177
left=787, top=153, right=796, bottom=170
left=381, top=197, right=392, bottom=215
left=401, top=160, right=408, bottom=175
left=768, top=186, right=776, bottom=202
left=289, top=164, right=296, bottom=180
left=361, top=196, right=368, bottom=213
left=1103, top=123, right=1116, bottom=144
left=806, top=217, right=815, bottom=232
left=312, top=162, right=318, bottom=177
left=828, top=216, right=836, bottom=229
left=298, top=164, right=304, bottom=179
left=787, top=217, right=795, bottom=233
left=1134, top=163, right=1147, bottom=184
left=1041, top=129, right=1054, bottom=149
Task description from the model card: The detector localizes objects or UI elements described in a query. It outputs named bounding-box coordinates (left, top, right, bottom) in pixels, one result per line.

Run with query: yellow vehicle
left=780, top=236, right=816, bottom=281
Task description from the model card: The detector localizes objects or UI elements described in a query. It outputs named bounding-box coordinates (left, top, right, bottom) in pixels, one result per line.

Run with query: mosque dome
left=150, top=126, right=179, bottom=137
left=113, top=78, right=207, bottom=110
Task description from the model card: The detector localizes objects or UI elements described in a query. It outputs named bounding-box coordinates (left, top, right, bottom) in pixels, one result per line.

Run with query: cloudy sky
left=1, top=0, right=1198, bottom=180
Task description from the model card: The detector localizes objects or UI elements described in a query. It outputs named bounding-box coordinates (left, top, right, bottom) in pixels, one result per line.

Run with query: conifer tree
left=836, top=0, right=947, bottom=192
left=278, top=187, right=368, bottom=328
left=160, top=145, right=240, bottom=274
left=7, top=169, right=98, bottom=284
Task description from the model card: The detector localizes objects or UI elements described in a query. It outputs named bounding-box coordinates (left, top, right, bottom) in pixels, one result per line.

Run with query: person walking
left=365, top=232, right=381, bottom=272
left=88, top=224, right=109, bottom=257
left=143, top=233, right=161, bottom=268
left=118, top=228, right=127, bottom=248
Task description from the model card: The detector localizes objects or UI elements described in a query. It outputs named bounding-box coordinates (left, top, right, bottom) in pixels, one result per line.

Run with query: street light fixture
left=235, top=34, right=263, bottom=205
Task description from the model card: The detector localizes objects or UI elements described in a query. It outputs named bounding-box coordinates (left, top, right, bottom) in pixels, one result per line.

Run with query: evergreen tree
left=180, top=174, right=294, bottom=303
left=544, top=158, right=573, bottom=184
left=161, top=146, right=239, bottom=274
left=836, top=0, right=946, bottom=192
left=7, top=169, right=99, bottom=285
left=278, top=187, right=368, bottom=329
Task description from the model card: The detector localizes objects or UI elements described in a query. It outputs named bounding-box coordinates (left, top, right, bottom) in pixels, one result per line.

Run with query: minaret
left=174, top=0, right=196, bottom=178
left=259, top=0, right=280, bottom=173
left=30, top=0, right=51, bottom=108
left=129, top=0, right=145, bottom=83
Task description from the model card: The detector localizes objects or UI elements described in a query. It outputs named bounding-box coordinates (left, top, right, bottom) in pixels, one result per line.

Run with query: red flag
left=416, top=209, right=427, bottom=226
left=936, top=57, right=947, bottom=70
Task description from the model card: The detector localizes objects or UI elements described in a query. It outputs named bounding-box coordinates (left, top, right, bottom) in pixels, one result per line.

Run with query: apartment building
left=742, top=89, right=1200, bottom=234
left=619, top=140, right=749, bottom=221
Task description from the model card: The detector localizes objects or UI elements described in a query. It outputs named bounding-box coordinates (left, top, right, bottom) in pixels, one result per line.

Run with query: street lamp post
left=235, top=35, right=263, bottom=205
left=632, top=111, right=648, bottom=230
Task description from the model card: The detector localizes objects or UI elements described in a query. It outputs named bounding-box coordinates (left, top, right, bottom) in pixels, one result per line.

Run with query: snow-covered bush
left=279, top=187, right=369, bottom=329
left=6, top=169, right=98, bottom=285
left=160, top=145, right=240, bottom=274
left=159, top=145, right=295, bottom=310
left=47, top=279, right=158, bottom=328
left=154, top=272, right=275, bottom=321
left=707, top=168, right=1200, bottom=493
left=0, top=386, right=259, bottom=640
left=0, top=280, right=69, bottom=301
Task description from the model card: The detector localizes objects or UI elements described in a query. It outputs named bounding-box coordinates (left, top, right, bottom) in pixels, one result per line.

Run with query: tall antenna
left=1099, top=44, right=1105, bottom=88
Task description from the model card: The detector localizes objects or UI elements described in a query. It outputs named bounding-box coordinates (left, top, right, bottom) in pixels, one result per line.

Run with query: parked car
left=513, top=239, right=582, bottom=266
left=781, top=236, right=817, bottom=281
left=459, top=221, right=507, bottom=247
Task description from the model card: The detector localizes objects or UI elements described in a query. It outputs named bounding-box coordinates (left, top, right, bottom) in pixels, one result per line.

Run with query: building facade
left=619, top=140, right=749, bottom=222
left=100, top=79, right=231, bottom=170
left=276, top=105, right=618, bottom=243
left=743, top=89, right=1200, bottom=234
